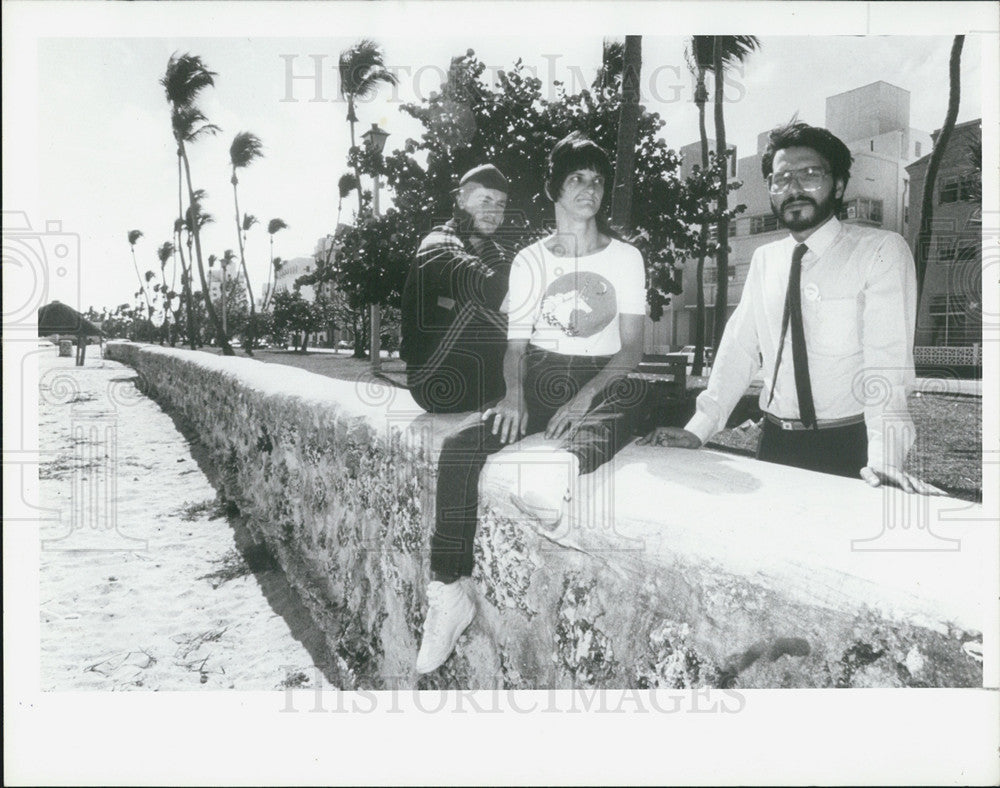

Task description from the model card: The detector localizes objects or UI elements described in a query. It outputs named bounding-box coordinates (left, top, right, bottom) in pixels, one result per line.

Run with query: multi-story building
left=651, top=81, right=932, bottom=353
left=905, top=118, right=982, bottom=366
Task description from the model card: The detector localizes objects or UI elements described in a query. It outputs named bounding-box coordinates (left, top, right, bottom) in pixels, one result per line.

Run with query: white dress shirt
left=686, top=216, right=918, bottom=472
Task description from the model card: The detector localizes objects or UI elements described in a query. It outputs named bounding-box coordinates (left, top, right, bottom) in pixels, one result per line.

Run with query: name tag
left=437, top=296, right=456, bottom=310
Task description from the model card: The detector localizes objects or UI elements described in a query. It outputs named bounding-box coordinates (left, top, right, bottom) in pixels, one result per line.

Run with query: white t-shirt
left=504, top=237, right=647, bottom=356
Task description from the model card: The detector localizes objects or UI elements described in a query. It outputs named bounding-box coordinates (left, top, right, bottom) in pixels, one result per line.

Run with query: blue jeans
left=430, top=347, right=639, bottom=580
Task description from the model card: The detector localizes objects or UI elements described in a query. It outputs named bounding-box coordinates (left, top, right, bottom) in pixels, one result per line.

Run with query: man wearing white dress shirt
left=641, top=121, right=939, bottom=495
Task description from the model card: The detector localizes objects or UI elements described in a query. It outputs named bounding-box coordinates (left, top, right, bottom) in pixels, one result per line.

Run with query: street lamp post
left=361, top=122, right=389, bottom=373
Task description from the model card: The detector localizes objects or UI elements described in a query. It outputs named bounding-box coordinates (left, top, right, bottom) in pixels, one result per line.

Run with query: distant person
left=640, top=120, right=939, bottom=495
left=415, top=133, right=646, bottom=673
left=400, top=164, right=512, bottom=413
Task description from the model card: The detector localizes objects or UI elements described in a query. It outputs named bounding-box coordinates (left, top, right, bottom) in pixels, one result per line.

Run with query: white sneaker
left=415, top=579, right=476, bottom=674
left=511, top=450, right=579, bottom=530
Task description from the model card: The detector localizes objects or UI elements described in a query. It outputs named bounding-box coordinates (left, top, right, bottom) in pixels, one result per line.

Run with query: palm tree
left=338, top=40, right=398, bottom=215
left=690, top=35, right=759, bottom=361
left=593, top=39, right=624, bottom=92
left=610, top=36, right=642, bottom=231
left=264, top=257, right=283, bottom=312
left=230, top=131, right=264, bottom=355
left=915, top=35, right=965, bottom=303
left=172, top=217, right=197, bottom=349
left=157, top=241, right=176, bottom=344
left=127, top=230, right=153, bottom=321
left=220, top=249, right=237, bottom=337
left=265, top=218, right=288, bottom=310
left=161, top=52, right=235, bottom=355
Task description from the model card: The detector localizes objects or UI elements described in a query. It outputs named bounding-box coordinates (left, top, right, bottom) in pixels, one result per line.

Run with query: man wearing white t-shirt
left=415, top=133, right=647, bottom=674
left=641, top=121, right=940, bottom=495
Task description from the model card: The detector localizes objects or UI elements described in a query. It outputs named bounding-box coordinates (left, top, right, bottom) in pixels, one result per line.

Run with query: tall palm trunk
left=692, top=65, right=710, bottom=377
left=231, top=174, right=256, bottom=356
left=610, top=36, right=642, bottom=230
left=180, top=141, right=234, bottom=355
left=711, top=37, right=731, bottom=351
left=177, top=152, right=197, bottom=349
left=130, top=246, right=153, bottom=319
left=348, top=95, right=364, bottom=217
left=916, top=35, right=965, bottom=304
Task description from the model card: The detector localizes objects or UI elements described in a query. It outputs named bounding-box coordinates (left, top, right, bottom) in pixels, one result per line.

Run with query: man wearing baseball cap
left=400, top=164, right=512, bottom=413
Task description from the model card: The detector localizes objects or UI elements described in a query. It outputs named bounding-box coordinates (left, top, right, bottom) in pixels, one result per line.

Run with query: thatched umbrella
left=37, top=301, right=102, bottom=365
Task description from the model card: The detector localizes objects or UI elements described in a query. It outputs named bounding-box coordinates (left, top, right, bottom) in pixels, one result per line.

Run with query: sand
left=38, top=350, right=332, bottom=690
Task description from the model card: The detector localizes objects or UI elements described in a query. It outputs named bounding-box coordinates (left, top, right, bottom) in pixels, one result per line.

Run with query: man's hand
left=545, top=390, right=594, bottom=440
left=860, top=465, right=945, bottom=495
left=483, top=396, right=528, bottom=444
left=636, top=427, right=702, bottom=448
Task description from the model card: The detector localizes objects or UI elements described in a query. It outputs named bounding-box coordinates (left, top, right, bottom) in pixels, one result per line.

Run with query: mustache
left=781, top=196, right=818, bottom=211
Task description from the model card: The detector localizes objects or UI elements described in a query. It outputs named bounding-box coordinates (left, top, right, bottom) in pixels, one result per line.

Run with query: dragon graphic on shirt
left=540, top=271, right=617, bottom=337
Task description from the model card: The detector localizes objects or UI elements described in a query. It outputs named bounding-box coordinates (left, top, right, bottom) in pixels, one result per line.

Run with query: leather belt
left=764, top=412, right=865, bottom=431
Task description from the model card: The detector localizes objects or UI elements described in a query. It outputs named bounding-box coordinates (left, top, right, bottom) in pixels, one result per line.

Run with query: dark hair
left=546, top=132, right=614, bottom=205
left=761, top=120, right=853, bottom=187
left=545, top=132, right=621, bottom=238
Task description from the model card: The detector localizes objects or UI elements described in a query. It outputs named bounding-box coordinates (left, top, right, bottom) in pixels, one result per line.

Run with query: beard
left=772, top=191, right=837, bottom=232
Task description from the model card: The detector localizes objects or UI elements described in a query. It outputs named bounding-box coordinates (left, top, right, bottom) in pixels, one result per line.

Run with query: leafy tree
left=271, top=288, right=329, bottom=353
left=336, top=50, right=719, bottom=330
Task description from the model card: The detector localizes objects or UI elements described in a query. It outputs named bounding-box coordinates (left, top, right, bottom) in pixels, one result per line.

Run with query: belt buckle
left=780, top=419, right=795, bottom=431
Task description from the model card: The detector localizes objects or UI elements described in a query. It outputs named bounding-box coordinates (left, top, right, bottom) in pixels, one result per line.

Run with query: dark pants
left=408, top=347, right=505, bottom=414
left=430, top=348, right=639, bottom=580
left=756, top=417, right=868, bottom=479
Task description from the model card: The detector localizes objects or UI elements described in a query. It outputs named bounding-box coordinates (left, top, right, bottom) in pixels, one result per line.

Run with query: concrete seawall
left=105, top=342, right=989, bottom=689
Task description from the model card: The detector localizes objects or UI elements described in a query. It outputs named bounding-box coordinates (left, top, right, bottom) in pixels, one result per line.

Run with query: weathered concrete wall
left=106, top=342, right=989, bottom=689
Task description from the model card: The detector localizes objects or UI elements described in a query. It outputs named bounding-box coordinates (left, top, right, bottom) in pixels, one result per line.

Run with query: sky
left=3, top=2, right=996, bottom=319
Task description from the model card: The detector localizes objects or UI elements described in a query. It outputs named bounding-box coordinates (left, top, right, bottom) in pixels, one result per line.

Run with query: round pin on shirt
left=803, top=282, right=820, bottom=302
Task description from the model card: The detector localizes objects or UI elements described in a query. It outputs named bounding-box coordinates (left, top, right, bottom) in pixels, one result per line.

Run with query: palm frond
left=230, top=131, right=264, bottom=169
left=161, top=52, right=217, bottom=108
left=128, top=229, right=143, bottom=246
left=596, top=39, right=625, bottom=88
left=338, top=39, right=398, bottom=99
left=242, top=213, right=259, bottom=232
left=338, top=172, right=359, bottom=199
left=174, top=217, right=186, bottom=233
left=273, top=256, right=284, bottom=272
left=268, top=218, right=288, bottom=235
left=171, top=105, right=221, bottom=142
left=144, top=270, right=156, bottom=283
left=157, top=241, right=176, bottom=264
left=691, top=35, right=760, bottom=71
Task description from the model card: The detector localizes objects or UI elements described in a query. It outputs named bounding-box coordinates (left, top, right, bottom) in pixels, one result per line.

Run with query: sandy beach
left=38, top=349, right=332, bottom=690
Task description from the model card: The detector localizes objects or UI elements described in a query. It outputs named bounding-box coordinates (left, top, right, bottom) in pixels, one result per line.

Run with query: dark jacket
left=400, top=219, right=511, bottom=412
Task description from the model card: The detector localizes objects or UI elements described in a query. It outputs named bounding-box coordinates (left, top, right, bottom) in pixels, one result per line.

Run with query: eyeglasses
left=768, top=166, right=829, bottom=193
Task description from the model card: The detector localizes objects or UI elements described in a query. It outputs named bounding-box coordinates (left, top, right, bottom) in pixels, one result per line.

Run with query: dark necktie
left=768, top=243, right=817, bottom=428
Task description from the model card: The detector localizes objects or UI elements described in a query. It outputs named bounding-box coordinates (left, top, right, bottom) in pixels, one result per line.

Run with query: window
left=959, top=172, right=980, bottom=201
left=750, top=214, right=779, bottom=234
left=706, top=223, right=738, bottom=243
left=928, top=294, right=974, bottom=346
left=915, top=141, right=922, bottom=158
left=939, top=173, right=978, bottom=204
left=838, top=198, right=884, bottom=226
